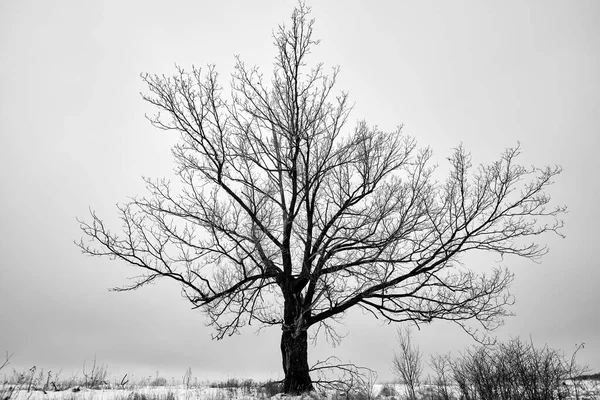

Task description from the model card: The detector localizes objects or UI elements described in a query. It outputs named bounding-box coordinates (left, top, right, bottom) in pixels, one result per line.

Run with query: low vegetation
left=1, top=337, right=598, bottom=400
left=391, top=334, right=598, bottom=400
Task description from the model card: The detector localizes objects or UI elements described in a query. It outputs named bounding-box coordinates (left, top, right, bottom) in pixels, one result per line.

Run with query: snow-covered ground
left=4, top=386, right=248, bottom=400
left=3, top=380, right=599, bottom=400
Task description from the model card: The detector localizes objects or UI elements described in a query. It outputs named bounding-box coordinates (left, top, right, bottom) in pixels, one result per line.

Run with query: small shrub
left=348, top=390, right=370, bottom=400
left=210, top=378, right=243, bottom=389
left=150, top=377, right=168, bottom=387
left=128, top=393, right=150, bottom=400
left=378, top=383, right=397, bottom=397
left=417, top=384, right=451, bottom=400
left=82, top=357, right=108, bottom=389
left=259, top=380, right=283, bottom=397
left=127, top=392, right=177, bottom=400
left=164, top=392, right=176, bottom=400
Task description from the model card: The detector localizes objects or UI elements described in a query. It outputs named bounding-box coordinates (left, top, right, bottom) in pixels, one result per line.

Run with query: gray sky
left=1, top=0, right=598, bottom=383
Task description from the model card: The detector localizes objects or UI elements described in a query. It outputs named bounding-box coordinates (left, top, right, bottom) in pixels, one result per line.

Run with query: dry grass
left=1, top=341, right=598, bottom=400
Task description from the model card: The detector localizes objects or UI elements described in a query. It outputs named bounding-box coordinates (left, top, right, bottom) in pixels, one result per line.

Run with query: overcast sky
left=1, top=0, right=598, bottom=383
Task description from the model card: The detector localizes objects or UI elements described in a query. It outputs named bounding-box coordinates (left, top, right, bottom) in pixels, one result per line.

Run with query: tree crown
left=77, top=4, right=565, bottom=345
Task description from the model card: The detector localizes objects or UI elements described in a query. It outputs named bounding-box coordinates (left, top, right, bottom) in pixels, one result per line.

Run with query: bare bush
left=259, top=380, right=284, bottom=397
left=392, top=327, right=423, bottom=400
left=429, top=353, right=454, bottom=400
left=183, top=367, right=192, bottom=389
left=378, top=383, right=397, bottom=398
left=150, top=376, right=168, bottom=387
left=449, top=337, right=591, bottom=400
left=0, top=360, right=70, bottom=400
left=562, top=343, right=594, bottom=400
left=127, top=392, right=177, bottom=400
left=0, top=352, right=17, bottom=400
left=82, top=357, right=108, bottom=389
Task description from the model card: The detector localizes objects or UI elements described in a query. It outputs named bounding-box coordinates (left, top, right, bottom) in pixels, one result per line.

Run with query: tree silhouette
left=77, top=4, right=566, bottom=394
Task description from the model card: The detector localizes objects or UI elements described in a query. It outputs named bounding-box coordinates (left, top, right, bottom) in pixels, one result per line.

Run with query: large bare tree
left=77, top=4, right=565, bottom=394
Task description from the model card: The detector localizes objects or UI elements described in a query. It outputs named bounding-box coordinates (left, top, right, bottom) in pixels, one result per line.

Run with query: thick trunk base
left=281, top=329, right=314, bottom=394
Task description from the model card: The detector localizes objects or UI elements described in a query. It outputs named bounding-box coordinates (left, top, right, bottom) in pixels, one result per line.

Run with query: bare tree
left=430, top=353, right=453, bottom=400
left=76, top=3, right=565, bottom=394
left=392, top=327, right=423, bottom=400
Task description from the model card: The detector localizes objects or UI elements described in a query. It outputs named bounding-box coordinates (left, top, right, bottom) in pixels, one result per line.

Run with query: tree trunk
left=281, top=328, right=313, bottom=394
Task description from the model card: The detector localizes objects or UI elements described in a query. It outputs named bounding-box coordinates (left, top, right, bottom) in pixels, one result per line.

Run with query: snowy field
left=3, top=381, right=600, bottom=400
